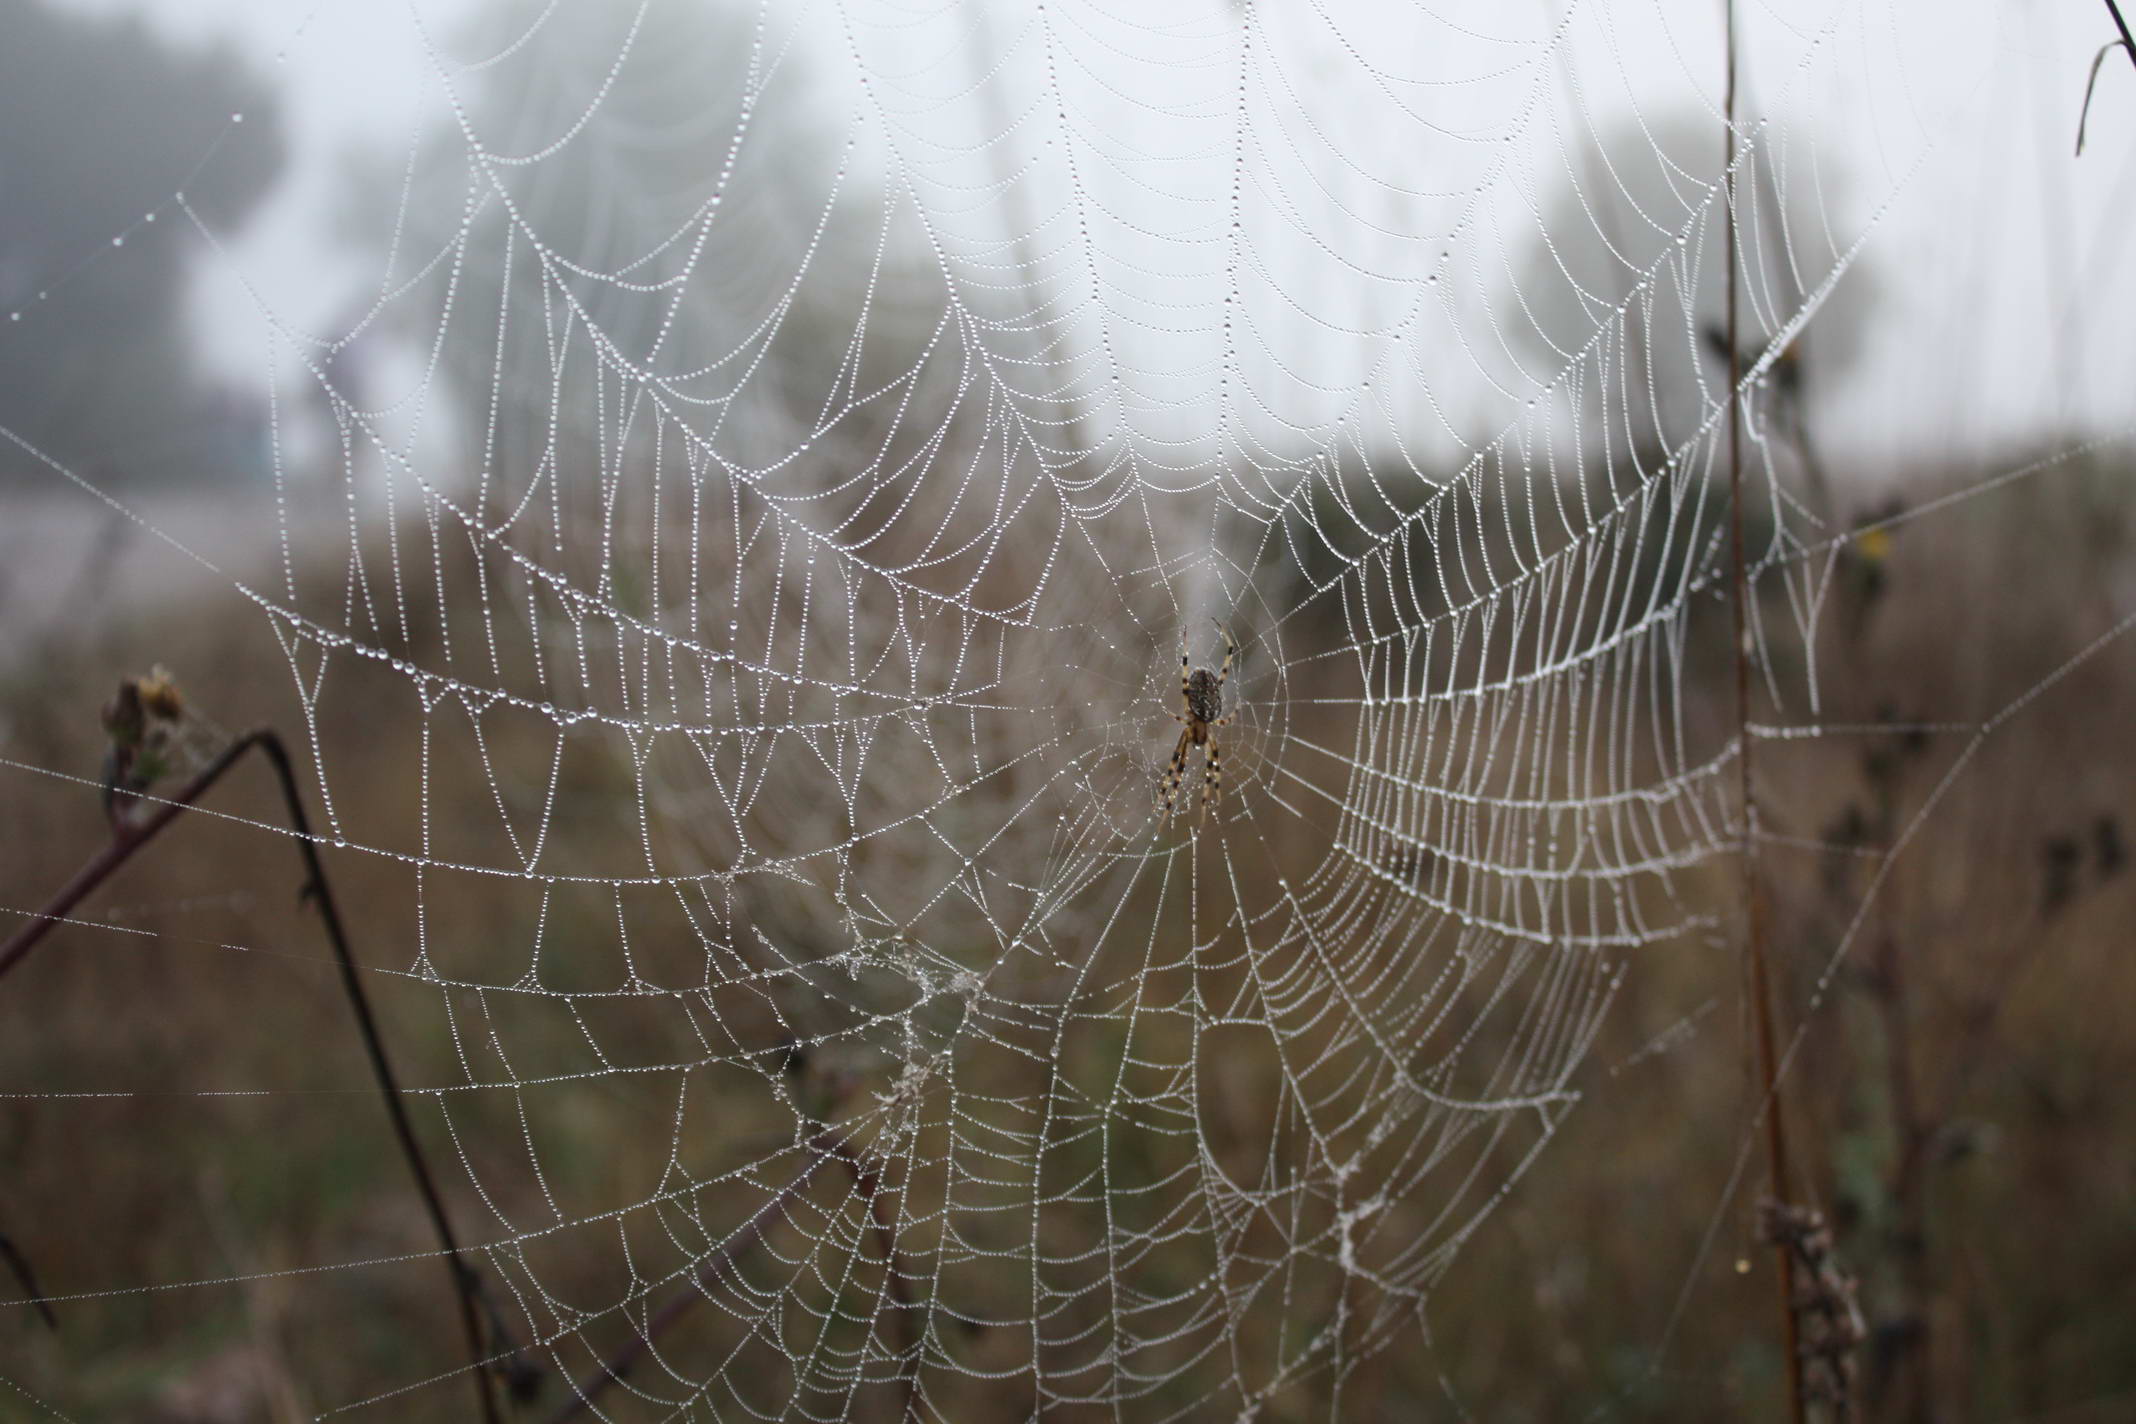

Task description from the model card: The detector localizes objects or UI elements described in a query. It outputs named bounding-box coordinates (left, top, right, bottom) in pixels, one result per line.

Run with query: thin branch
left=0, top=728, right=504, bottom=1423
left=2080, top=2, right=2136, bottom=153
left=542, top=1125, right=920, bottom=1423
left=0, top=733, right=260, bottom=982
left=0, top=1228, right=58, bottom=1331
left=1723, top=8, right=1808, bottom=1423
left=2076, top=34, right=2135, bottom=155
left=842, top=1145, right=922, bottom=1419
left=545, top=1129, right=849, bottom=1423
left=2107, top=0, right=2136, bottom=60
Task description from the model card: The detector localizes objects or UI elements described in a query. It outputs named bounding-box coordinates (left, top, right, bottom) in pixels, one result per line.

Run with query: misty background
left=3, top=1, right=2135, bottom=1420
left=3, top=0, right=2131, bottom=505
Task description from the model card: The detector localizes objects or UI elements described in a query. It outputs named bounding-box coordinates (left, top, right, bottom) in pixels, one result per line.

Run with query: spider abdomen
left=1185, top=669, right=1223, bottom=727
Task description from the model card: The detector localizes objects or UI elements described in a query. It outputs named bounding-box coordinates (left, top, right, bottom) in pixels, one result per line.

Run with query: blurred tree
left=345, top=0, right=940, bottom=520
left=1508, top=110, right=1875, bottom=520
left=0, top=0, right=283, bottom=490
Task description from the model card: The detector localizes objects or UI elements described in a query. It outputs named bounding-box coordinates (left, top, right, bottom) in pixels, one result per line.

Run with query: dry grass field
left=4, top=439, right=2131, bottom=1421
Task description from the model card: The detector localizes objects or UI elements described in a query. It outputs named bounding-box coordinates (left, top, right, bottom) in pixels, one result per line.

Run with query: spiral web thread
left=3, top=0, right=2132, bottom=1418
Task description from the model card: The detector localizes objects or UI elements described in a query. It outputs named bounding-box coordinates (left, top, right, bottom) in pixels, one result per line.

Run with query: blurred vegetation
left=2, top=440, right=2132, bottom=1421
left=3, top=11, right=2134, bottom=1421
left=1508, top=109, right=1876, bottom=464
left=336, top=0, right=937, bottom=512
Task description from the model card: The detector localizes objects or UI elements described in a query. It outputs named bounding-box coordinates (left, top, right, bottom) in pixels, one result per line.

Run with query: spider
left=1158, top=623, right=1236, bottom=824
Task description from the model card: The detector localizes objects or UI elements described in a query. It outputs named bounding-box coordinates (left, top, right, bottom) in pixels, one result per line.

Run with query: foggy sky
left=23, top=0, right=2136, bottom=504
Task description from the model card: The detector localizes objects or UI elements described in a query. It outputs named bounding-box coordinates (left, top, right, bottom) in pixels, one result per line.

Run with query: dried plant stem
left=545, top=1128, right=919, bottom=1422
left=844, top=1145, right=922, bottom=1418
left=1722, top=7, right=1807, bottom=1422
left=546, top=1128, right=852, bottom=1423
left=1759, top=1201, right=1865, bottom=1415
left=2107, top=0, right=2136, bottom=58
left=0, top=729, right=502, bottom=1424
left=2077, top=3, right=2136, bottom=153
left=1872, top=933, right=1933, bottom=1420
left=0, top=734, right=261, bottom=981
left=0, top=1227, right=58, bottom=1330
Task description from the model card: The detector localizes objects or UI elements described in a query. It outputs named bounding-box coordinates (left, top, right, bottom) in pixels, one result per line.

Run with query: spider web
left=3, top=0, right=2133, bottom=1418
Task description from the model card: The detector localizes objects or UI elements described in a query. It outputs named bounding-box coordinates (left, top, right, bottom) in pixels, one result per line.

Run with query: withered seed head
left=101, top=680, right=146, bottom=748
left=135, top=665, right=186, bottom=721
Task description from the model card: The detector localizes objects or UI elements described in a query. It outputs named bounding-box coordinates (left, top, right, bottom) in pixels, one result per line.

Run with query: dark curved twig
left=1, top=734, right=259, bottom=983
left=843, top=1145, right=921, bottom=1419
left=2107, top=0, right=2136, bottom=60
left=0, top=1228, right=58, bottom=1330
left=546, top=1128, right=849, bottom=1423
left=0, top=729, right=504, bottom=1422
left=2080, top=3, right=2136, bottom=154
left=2076, top=34, right=2135, bottom=155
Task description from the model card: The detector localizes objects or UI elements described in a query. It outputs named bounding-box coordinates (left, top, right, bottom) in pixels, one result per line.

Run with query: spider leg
left=1157, top=726, right=1192, bottom=823
left=1211, top=621, right=1237, bottom=690
left=1199, top=740, right=1222, bottom=822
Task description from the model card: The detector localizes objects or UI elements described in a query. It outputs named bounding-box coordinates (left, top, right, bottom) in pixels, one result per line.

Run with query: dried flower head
left=98, top=667, right=225, bottom=830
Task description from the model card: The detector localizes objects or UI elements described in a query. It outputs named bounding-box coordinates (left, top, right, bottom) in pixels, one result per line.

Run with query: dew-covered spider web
left=4, top=0, right=2134, bottom=1418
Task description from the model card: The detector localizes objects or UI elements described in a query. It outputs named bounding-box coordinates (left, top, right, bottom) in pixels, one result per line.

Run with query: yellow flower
left=1853, top=527, right=1893, bottom=563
